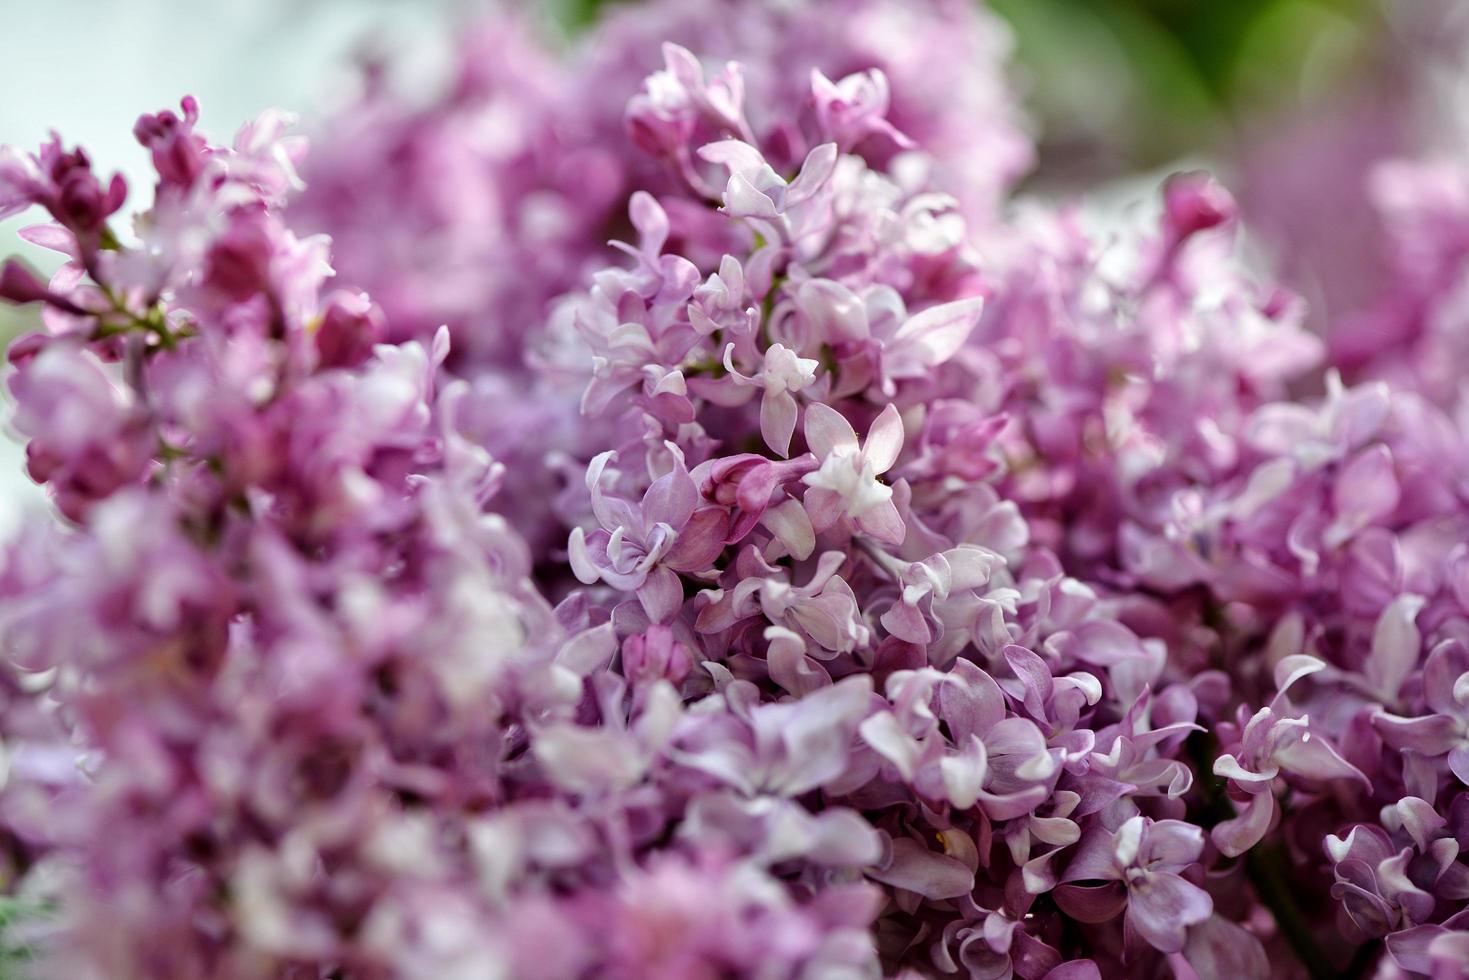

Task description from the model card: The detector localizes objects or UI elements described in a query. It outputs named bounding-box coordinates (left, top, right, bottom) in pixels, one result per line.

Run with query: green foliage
left=0, top=896, right=53, bottom=977
left=989, top=0, right=1373, bottom=171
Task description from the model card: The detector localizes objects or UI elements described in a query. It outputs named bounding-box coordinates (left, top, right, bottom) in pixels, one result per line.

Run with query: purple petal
left=760, top=390, right=798, bottom=458
left=1273, top=728, right=1369, bottom=785
left=760, top=498, right=815, bottom=561
left=1210, top=792, right=1274, bottom=858
left=533, top=726, right=644, bottom=794
left=940, top=661, right=1008, bottom=743
left=983, top=716, right=1055, bottom=784
left=859, top=712, right=923, bottom=780
left=977, top=784, right=1051, bottom=821
left=864, top=403, right=905, bottom=473
left=1370, top=711, right=1459, bottom=756
left=1428, top=932, right=1469, bottom=975
left=855, top=499, right=906, bottom=545
left=887, top=296, right=985, bottom=377
left=789, top=592, right=866, bottom=653
left=637, top=566, right=683, bottom=624
left=663, top=507, right=730, bottom=572
left=1052, top=883, right=1127, bottom=923
left=567, top=527, right=605, bottom=585
left=555, top=623, right=617, bottom=676
left=881, top=600, right=931, bottom=645
left=796, top=278, right=869, bottom=344
left=734, top=460, right=783, bottom=516
left=805, top=808, right=883, bottom=867
left=1272, top=654, right=1327, bottom=696
left=1145, top=820, right=1206, bottom=868
left=939, top=734, right=989, bottom=809
left=785, top=142, right=838, bottom=207
left=1386, top=924, right=1449, bottom=976
left=642, top=450, right=698, bottom=529
left=765, top=626, right=829, bottom=696
left=755, top=676, right=872, bottom=795
left=1127, top=871, right=1213, bottom=954
left=586, top=453, right=641, bottom=533
left=1182, top=915, right=1270, bottom=980
left=1327, top=444, right=1399, bottom=546
left=1062, top=828, right=1122, bottom=884
left=1450, top=745, right=1469, bottom=786
left=724, top=171, right=780, bottom=219
left=1004, top=645, right=1053, bottom=721
left=868, top=837, right=974, bottom=900
left=697, top=137, right=765, bottom=173
left=803, top=487, right=844, bottom=533
left=1364, top=593, right=1425, bottom=701
left=1424, top=639, right=1469, bottom=716
left=804, top=402, right=859, bottom=458
left=627, top=190, right=668, bottom=256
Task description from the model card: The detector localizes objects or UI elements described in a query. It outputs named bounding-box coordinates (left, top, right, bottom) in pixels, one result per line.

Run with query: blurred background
left=2, top=0, right=1465, bottom=528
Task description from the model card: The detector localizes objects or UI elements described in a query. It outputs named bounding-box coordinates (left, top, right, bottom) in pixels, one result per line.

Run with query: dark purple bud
left=5, top=330, right=50, bottom=367
left=0, top=259, right=52, bottom=305
left=204, top=211, right=275, bottom=300
left=315, top=290, right=385, bottom=368
left=0, top=258, right=87, bottom=315
left=46, top=146, right=125, bottom=235
left=1163, top=171, right=1237, bottom=245
left=134, top=96, right=206, bottom=189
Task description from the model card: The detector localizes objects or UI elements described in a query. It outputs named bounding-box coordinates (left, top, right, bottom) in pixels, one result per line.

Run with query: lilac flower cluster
left=1, top=1, right=1468, bottom=978
left=291, top=0, right=1028, bottom=368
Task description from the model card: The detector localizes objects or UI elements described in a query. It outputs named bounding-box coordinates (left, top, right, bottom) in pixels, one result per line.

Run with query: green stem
left=1186, top=733, right=1363, bottom=980
left=1242, top=838, right=1335, bottom=980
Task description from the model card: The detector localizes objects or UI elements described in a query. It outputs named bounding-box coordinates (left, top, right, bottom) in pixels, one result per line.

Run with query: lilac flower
left=874, top=543, right=1005, bottom=648
left=810, top=67, right=913, bottom=153
left=700, top=138, right=838, bottom=235
left=6, top=342, right=152, bottom=519
left=858, top=661, right=1058, bottom=818
left=791, top=280, right=986, bottom=396
left=0, top=136, right=126, bottom=241
left=696, top=549, right=870, bottom=654
left=626, top=43, right=754, bottom=162
left=1060, top=817, right=1213, bottom=954
left=569, top=446, right=730, bottom=622
left=1327, top=797, right=1469, bottom=940
left=722, top=341, right=818, bottom=456
left=801, top=402, right=905, bottom=544
left=1373, top=639, right=1469, bottom=785
left=1211, top=656, right=1368, bottom=856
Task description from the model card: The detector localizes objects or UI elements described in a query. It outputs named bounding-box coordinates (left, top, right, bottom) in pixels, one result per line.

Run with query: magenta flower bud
left=43, top=142, right=126, bottom=235
left=133, top=96, right=207, bottom=190
left=5, top=330, right=49, bottom=367
left=203, top=211, right=276, bottom=300
left=622, top=625, right=691, bottom=688
left=0, top=258, right=88, bottom=316
left=0, top=258, right=50, bottom=305
left=1162, top=170, right=1237, bottom=244
left=315, top=290, right=385, bottom=368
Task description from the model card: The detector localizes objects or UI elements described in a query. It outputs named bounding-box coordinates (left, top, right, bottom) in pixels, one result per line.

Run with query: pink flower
left=809, top=67, right=913, bottom=152
left=801, top=402, right=906, bottom=544
left=723, top=341, right=818, bottom=456
left=1060, top=816, right=1213, bottom=954
left=569, top=446, right=731, bottom=623
left=1211, top=656, right=1369, bottom=857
